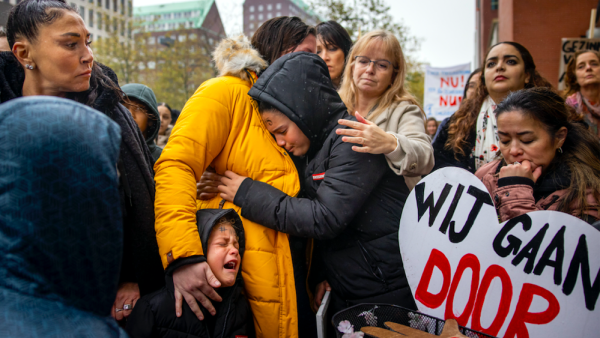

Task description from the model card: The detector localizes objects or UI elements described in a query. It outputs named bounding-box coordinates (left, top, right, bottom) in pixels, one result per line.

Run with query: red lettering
left=415, top=249, right=451, bottom=309
left=441, top=77, right=451, bottom=88
left=504, top=283, right=560, bottom=338
left=471, top=265, right=513, bottom=336
left=445, top=254, right=480, bottom=326
left=451, top=77, right=459, bottom=88
left=439, top=96, right=448, bottom=106
left=450, top=96, right=458, bottom=106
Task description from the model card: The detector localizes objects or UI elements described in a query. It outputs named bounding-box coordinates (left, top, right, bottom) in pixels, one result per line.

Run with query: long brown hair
left=445, top=42, right=553, bottom=157
left=563, top=50, right=600, bottom=97
left=251, top=16, right=316, bottom=65
left=338, top=30, right=421, bottom=121
left=496, top=88, right=600, bottom=220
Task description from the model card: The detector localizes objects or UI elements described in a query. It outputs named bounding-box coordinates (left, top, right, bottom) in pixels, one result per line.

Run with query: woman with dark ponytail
left=1, top=0, right=164, bottom=321
left=476, top=87, right=600, bottom=224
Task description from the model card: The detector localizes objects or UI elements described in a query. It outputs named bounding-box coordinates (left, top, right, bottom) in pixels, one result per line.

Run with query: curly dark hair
left=446, top=42, right=553, bottom=157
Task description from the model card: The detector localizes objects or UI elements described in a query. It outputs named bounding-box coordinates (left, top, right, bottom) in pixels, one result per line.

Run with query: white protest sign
left=424, top=63, right=471, bottom=121
left=399, top=167, right=600, bottom=338
left=558, top=38, right=600, bottom=90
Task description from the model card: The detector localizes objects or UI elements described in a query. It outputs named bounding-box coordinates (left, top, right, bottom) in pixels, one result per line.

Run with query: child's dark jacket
left=126, top=209, right=254, bottom=338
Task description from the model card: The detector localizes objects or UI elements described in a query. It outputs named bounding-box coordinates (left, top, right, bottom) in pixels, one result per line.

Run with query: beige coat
left=372, top=101, right=434, bottom=189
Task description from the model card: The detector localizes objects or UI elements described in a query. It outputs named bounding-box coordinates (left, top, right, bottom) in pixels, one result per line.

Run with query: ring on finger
left=514, top=161, right=520, bottom=165
left=115, top=308, right=124, bottom=312
left=123, top=304, right=133, bottom=310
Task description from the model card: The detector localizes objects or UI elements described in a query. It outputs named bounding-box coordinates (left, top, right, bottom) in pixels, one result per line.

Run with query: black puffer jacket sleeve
left=234, top=139, right=387, bottom=240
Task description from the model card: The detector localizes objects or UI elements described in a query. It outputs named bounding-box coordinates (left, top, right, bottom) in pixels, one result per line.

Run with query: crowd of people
left=1, top=0, right=600, bottom=337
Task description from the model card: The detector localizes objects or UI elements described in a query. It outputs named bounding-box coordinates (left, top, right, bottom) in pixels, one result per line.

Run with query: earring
left=25, top=64, right=34, bottom=70
left=558, top=147, right=563, bottom=154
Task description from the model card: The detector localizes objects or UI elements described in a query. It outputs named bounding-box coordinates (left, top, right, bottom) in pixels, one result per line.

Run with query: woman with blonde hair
left=564, top=50, right=600, bottom=138
left=336, top=30, right=434, bottom=189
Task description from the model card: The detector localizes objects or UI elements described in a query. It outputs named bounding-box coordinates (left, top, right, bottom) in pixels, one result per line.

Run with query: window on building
left=97, top=0, right=101, bottom=7
left=113, top=18, right=118, bottom=33
left=491, top=0, right=498, bottom=10
left=267, top=13, right=272, bottom=19
left=209, top=37, right=213, bottom=45
left=267, top=4, right=272, bottom=10
left=276, top=11, right=281, bottom=16
left=258, top=14, right=263, bottom=20
left=249, top=5, right=254, bottom=12
left=189, top=33, right=197, bottom=40
left=113, top=0, right=117, bottom=12
left=89, top=9, right=94, bottom=27
left=90, top=33, right=94, bottom=40
left=96, top=12, right=102, bottom=29
left=178, top=34, right=186, bottom=42
left=249, top=23, right=254, bottom=29
left=276, top=3, right=281, bottom=9
left=148, top=61, right=156, bottom=69
left=250, top=14, right=254, bottom=20
left=258, top=5, right=263, bottom=11
left=89, top=0, right=93, bottom=4
left=79, top=6, right=85, bottom=20
left=120, top=20, right=125, bottom=36
left=128, top=1, right=132, bottom=17
left=120, top=0, right=124, bottom=14
left=105, top=0, right=109, bottom=9
left=148, top=36, right=156, bottom=44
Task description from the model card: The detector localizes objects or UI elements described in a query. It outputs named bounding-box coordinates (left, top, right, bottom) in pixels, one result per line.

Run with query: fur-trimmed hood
left=212, top=35, right=267, bottom=81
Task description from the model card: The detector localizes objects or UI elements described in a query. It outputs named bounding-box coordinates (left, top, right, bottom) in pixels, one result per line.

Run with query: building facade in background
left=2, top=0, right=132, bottom=40
left=475, top=0, right=598, bottom=87
left=243, top=0, right=318, bottom=37
left=134, top=0, right=225, bottom=49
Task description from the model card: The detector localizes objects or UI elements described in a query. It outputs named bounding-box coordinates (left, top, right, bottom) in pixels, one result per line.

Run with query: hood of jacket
left=196, top=209, right=246, bottom=262
left=122, top=83, right=161, bottom=144
left=248, top=52, right=348, bottom=154
left=212, top=34, right=268, bottom=82
left=0, top=96, right=123, bottom=317
left=0, top=52, right=122, bottom=114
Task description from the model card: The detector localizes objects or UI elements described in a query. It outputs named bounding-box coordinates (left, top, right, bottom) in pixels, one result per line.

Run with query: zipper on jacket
left=356, top=239, right=389, bottom=290
left=219, top=292, right=235, bottom=338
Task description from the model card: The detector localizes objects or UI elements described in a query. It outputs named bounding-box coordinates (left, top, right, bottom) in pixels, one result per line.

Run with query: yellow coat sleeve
left=154, top=79, right=233, bottom=269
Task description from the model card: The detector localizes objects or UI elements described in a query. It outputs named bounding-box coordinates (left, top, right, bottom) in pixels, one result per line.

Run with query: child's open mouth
left=224, top=261, right=236, bottom=270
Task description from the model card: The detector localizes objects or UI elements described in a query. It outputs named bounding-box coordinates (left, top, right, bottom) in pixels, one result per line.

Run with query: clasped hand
left=218, top=170, right=247, bottom=202
left=499, top=159, right=543, bottom=183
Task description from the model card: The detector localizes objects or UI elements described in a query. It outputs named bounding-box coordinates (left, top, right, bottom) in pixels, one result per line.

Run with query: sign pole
left=590, top=9, right=597, bottom=38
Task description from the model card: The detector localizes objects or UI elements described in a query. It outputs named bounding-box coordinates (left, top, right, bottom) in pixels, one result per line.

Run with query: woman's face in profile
left=316, top=37, right=346, bottom=84
left=19, top=10, right=94, bottom=94
left=465, top=72, right=481, bottom=99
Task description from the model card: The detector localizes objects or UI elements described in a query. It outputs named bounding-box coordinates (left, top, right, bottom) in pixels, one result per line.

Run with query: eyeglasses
left=354, top=56, right=395, bottom=72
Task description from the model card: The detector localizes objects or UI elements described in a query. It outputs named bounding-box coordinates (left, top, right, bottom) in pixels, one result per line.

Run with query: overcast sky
left=134, top=0, right=476, bottom=68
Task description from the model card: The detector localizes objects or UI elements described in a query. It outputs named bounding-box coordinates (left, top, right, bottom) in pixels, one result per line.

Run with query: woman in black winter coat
left=2, top=0, right=164, bottom=321
left=218, top=52, right=417, bottom=315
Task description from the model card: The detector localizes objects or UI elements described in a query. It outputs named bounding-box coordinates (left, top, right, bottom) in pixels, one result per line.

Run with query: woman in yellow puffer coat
left=153, top=17, right=316, bottom=338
